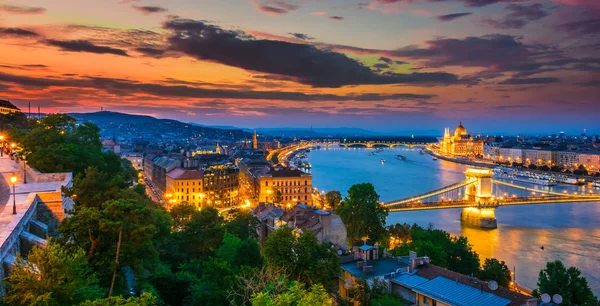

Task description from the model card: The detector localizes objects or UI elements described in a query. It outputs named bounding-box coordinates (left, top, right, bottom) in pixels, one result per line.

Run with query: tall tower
left=252, top=130, right=258, bottom=150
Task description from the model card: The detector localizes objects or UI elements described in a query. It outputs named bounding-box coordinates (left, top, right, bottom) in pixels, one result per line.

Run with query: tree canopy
left=479, top=258, right=512, bottom=288
left=264, top=227, right=340, bottom=291
left=533, top=260, right=598, bottom=306
left=335, top=183, right=389, bottom=245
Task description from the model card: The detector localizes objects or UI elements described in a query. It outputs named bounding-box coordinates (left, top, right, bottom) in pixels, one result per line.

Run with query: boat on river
left=395, top=154, right=407, bottom=160
left=555, top=176, right=585, bottom=185
left=380, top=158, right=385, bottom=164
left=493, top=167, right=557, bottom=186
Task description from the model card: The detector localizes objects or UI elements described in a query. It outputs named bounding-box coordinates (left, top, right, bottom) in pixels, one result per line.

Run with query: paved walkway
left=0, top=156, right=65, bottom=218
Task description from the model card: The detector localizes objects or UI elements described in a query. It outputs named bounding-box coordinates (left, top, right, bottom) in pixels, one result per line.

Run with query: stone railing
left=25, top=165, right=71, bottom=183
left=0, top=193, right=39, bottom=265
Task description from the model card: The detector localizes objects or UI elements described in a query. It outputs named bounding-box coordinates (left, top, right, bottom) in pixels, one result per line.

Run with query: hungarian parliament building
left=439, top=121, right=484, bottom=157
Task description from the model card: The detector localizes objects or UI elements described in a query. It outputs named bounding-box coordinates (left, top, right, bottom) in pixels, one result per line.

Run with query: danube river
left=308, top=147, right=600, bottom=295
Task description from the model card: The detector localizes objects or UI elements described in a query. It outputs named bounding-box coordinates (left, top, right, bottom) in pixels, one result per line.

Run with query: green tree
left=533, top=260, right=598, bottom=306
left=250, top=281, right=332, bottom=306
left=162, top=207, right=225, bottom=268
left=272, top=189, right=283, bottom=204
left=99, top=199, right=158, bottom=296
left=169, top=201, right=196, bottom=231
left=264, top=227, right=340, bottom=291
left=479, top=258, right=512, bottom=287
left=59, top=193, right=169, bottom=294
left=4, top=242, right=104, bottom=306
left=528, top=164, right=538, bottom=170
left=224, top=209, right=261, bottom=240
left=349, top=278, right=390, bottom=306
left=574, top=164, right=589, bottom=176
left=79, top=292, right=158, bottom=306
left=218, top=233, right=263, bottom=268
left=335, top=183, right=389, bottom=245
left=325, top=190, right=342, bottom=209
left=391, top=225, right=480, bottom=276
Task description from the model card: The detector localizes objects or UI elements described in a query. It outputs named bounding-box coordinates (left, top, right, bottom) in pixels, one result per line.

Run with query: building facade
left=0, top=100, right=20, bottom=115
left=164, top=164, right=240, bottom=209
left=440, top=122, right=484, bottom=157
left=258, top=167, right=313, bottom=205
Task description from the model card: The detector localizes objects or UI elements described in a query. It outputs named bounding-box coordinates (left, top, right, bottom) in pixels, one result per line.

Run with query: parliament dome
left=454, top=121, right=467, bottom=137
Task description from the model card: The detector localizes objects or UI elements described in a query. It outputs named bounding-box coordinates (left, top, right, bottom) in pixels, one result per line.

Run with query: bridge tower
left=461, top=168, right=497, bottom=229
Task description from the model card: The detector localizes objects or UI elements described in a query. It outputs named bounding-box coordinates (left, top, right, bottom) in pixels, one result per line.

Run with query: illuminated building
left=165, top=163, right=240, bottom=209
left=0, top=99, right=20, bottom=115
left=440, top=121, right=484, bottom=157
left=253, top=130, right=258, bottom=150
left=258, top=167, right=313, bottom=205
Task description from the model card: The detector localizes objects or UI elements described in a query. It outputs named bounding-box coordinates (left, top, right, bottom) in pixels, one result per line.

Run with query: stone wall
left=26, top=166, right=70, bottom=183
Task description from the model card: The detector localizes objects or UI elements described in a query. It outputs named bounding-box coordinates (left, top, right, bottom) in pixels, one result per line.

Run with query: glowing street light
left=10, top=174, right=17, bottom=215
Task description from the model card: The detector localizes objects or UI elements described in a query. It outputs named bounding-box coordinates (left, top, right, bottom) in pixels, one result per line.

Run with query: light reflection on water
left=308, top=147, right=600, bottom=295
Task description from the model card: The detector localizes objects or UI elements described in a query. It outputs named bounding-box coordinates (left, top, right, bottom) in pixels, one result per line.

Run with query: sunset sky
left=0, top=0, right=598, bottom=134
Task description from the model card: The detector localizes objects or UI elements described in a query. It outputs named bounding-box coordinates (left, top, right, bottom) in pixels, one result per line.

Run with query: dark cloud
left=484, top=3, right=550, bottom=29
left=374, top=0, right=518, bottom=8
left=0, top=4, right=46, bottom=15
left=0, top=27, right=40, bottom=38
left=45, top=39, right=129, bottom=56
left=379, top=57, right=393, bottom=64
left=499, top=77, right=560, bottom=85
left=0, top=71, right=436, bottom=102
left=288, top=33, right=314, bottom=40
left=437, top=12, right=472, bottom=22
left=329, top=16, right=344, bottom=20
left=494, top=105, right=531, bottom=110
left=255, top=1, right=298, bottom=15
left=131, top=5, right=168, bottom=14
left=391, top=34, right=531, bottom=69
left=557, top=18, right=600, bottom=35
left=135, top=47, right=166, bottom=57
left=372, top=63, right=390, bottom=69
left=162, top=18, right=459, bottom=87
left=575, top=80, right=600, bottom=87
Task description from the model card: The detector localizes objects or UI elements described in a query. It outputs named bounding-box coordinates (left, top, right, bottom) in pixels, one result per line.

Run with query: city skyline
left=0, top=0, right=599, bottom=133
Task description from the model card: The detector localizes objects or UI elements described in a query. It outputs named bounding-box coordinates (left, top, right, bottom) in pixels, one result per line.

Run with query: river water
left=308, top=147, right=600, bottom=295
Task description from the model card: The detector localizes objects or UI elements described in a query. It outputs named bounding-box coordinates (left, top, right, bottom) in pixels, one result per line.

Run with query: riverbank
left=424, top=147, right=495, bottom=168
left=424, top=147, right=598, bottom=184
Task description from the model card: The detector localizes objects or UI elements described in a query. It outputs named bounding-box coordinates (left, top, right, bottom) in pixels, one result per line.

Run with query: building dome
left=454, top=121, right=467, bottom=137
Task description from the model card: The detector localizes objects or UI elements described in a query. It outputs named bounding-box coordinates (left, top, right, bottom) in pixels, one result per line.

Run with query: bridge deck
left=387, top=196, right=600, bottom=212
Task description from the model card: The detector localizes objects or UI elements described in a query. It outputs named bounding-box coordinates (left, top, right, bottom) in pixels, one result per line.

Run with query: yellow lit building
left=440, top=121, right=484, bottom=157
left=165, top=164, right=240, bottom=210
left=0, top=99, right=21, bottom=115
left=258, top=167, right=313, bottom=206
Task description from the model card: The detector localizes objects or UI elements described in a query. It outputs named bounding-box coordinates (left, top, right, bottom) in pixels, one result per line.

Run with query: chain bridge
left=311, top=141, right=432, bottom=149
left=383, top=168, right=600, bottom=228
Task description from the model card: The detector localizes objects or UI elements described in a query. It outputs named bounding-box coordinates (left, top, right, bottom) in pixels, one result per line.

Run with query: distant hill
left=71, top=111, right=171, bottom=125
left=256, top=127, right=382, bottom=137
left=69, top=111, right=251, bottom=140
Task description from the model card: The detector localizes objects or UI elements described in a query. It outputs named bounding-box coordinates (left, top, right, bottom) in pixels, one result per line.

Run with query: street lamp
left=22, top=154, right=27, bottom=184
left=10, top=174, right=17, bottom=214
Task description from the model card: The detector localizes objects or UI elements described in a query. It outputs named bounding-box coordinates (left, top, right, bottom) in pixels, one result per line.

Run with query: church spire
left=252, top=130, right=258, bottom=150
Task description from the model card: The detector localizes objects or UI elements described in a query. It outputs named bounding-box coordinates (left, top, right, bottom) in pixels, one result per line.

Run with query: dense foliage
left=335, top=183, right=389, bottom=245
left=532, top=260, right=598, bottom=306
left=389, top=224, right=480, bottom=276
left=479, top=258, right=512, bottom=287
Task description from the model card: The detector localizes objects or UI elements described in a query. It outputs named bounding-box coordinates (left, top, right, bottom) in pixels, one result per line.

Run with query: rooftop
left=264, top=167, right=310, bottom=178
left=414, top=264, right=534, bottom=306
left=342, top=257, right=408, bottom=280
left=166, top=168, right=203, bottom=180
left=409, top=276, right=512, bottom=306
left=0, top=99, right=19, bottom=110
